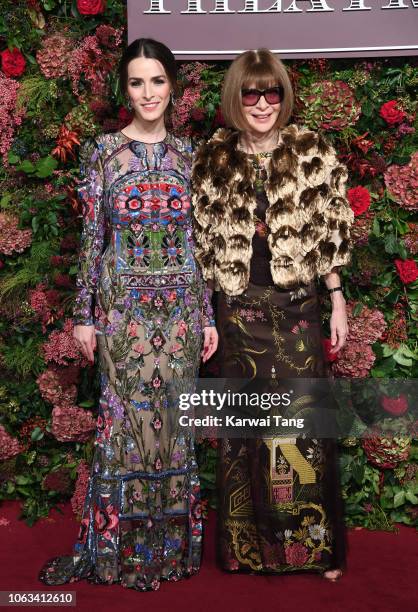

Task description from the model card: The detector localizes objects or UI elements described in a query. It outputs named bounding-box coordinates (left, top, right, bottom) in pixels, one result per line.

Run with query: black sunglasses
left=241, top=86, right=284, bottom=106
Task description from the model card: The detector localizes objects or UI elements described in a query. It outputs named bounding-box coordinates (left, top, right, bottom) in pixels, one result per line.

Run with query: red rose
left=381, top=394, right=408, bottom=416
left=379, top=101, right=407, bottom=126
left=322, top=338, right=339, bottom=362
left=395, top=259, right=418, bottom=284
left=118, top=106, right=132, bottom=126
left=347, top=186, right=371, bottom=217
left=213, top=106, right=225, bottom=127
left=191, top=107, right=205, bottom=121
left=1, top=48, right=26, bottom=78
left=76, top=0, right=106, bottom=15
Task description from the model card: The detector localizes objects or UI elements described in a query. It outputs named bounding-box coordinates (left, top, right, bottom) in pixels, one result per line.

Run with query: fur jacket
left=191, top=124, right=354, bottom=295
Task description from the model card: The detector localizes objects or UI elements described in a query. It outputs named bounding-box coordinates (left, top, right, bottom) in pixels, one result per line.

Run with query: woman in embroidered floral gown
left=192, top=50, right=354, bottom=582
left=39, top=38, right=217, bottom=592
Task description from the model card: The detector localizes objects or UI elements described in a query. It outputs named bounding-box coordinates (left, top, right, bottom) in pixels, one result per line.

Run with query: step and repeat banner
left=128, top=0, right=418, bottom=58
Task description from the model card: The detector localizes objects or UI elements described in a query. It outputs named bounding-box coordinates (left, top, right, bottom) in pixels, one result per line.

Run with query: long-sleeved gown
left=39, top=131, right=213, bottom=591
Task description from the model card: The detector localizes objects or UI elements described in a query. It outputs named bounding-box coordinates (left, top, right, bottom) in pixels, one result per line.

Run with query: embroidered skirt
left=215, top=280, right=347, bottom=574
left=38, top=273, right=204, bottom=591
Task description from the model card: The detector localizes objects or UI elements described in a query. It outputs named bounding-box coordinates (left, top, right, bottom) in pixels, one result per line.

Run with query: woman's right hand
left=73, top=324, right=96, bottom=363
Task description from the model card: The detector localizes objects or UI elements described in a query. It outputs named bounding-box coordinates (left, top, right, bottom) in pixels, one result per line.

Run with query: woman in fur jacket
left=192, top=49, right=354, bottom=582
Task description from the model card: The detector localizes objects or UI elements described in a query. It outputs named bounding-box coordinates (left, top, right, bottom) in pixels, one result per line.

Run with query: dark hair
left=118, top=38, right=178, bottom=99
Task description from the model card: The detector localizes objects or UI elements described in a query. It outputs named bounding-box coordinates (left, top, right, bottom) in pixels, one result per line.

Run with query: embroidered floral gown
left=39, top=131, right=213, bottom=592
left=215, top=154, right=347, bottom=575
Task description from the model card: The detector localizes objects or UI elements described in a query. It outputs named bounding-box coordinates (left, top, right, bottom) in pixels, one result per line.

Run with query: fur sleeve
left=317, top=136, right=354, bottom=276
left=191, top=141, right=216, bottom=281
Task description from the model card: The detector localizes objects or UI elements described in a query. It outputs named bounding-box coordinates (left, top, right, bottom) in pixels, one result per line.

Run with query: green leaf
left=35, top=156, right=58, bottom=178
left=15, top=475, right=31, bottom=486
left=372, top=217, right=380, bottom=237
left=0, top=194, right=12, bottom=207
left=19, top=160, right=36, bottom=174
left=31, top=427, right=44, bottom=441
left=352, top=463, right=365, bottom=486
left=78, top=400, right=95, bottom=408
left=7, top=152, right=20, bottom=165
left=393, top=349, right=413, bottom=367
left=382, top=344, right=395, bottom=358
left=384, top=234, right=398, bottom=255
left=405, top=491, right=418, bottom=505
left=393, top=491, right=405, bottom=507
left=353, top=303, right=363, bottom=317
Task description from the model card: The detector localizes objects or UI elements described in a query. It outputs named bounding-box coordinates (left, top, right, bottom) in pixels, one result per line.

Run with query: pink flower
left=0, top=75, right=25, bottom=155
left=37, top=366, right=78, bottom=409
left=133, top=343, right=144, bottom=354
left=384, top=153, right=418, bottom=212
left=152, top=335, right=163, bottom=348
left=285, top=542, right=309, bottom=567
left=71, top=460, right=90, bottom=519
left=0, top=425, right=24, bottom=461
left=298, top=320, right=309, bottom=329
left=51, top=405, right=96, bottom=442
left=332, top=341, right=376, bottom=378
left=345, top=301, right=386, bottom=345
left=43, top=318, right=87, bottom=366
left=0, top=213, right=32, bottom=254
left=177, top=321, right=188, bottom=336
left=128, top=322, right=137, bottom=337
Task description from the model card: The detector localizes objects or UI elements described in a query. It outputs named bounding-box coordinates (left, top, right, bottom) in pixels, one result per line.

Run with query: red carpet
left=0, top=500, right=416, bottom=612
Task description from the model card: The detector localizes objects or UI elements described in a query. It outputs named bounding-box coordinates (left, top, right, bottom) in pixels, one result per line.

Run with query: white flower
left=309, top=524, right=326, bottom=541
left=307, top=447, right=315, bottom=459
left=284, top=529, right=293, bottom=539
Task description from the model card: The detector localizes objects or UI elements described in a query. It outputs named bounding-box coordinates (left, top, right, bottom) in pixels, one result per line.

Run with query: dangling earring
left=127, top=98, right=132, bottom=111
left=170, top=91, right=176, bottom=106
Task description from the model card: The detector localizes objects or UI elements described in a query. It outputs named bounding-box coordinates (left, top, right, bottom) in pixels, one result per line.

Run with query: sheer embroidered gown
left=38, top=131, right=213, bottom=591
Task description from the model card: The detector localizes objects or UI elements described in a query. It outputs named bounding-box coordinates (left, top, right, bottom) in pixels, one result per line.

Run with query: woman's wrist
left=330, top=291, right=346, bottom=309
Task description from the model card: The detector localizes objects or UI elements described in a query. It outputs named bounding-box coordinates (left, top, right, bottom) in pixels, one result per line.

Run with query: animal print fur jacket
left=191, top=124, right=354, bottom=296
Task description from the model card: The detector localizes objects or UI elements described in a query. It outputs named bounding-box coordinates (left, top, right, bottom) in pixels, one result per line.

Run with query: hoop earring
left=126, top=98, right=132, bottom=111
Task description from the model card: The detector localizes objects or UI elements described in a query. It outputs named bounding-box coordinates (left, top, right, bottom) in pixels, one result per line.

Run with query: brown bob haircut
left=221, top=48, right=294, bottom=131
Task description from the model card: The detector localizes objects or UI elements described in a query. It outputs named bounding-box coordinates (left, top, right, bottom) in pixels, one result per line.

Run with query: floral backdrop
left=0, top=0, right=417, bottom=530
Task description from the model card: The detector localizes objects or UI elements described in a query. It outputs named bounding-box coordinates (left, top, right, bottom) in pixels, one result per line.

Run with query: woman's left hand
left=202, top=326, right=219, bottom=362
left=329, top=301, right=348, bottom=354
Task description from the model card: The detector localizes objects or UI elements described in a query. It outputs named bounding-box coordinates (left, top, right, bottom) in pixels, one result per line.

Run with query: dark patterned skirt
left=215, top=281, right=347, bottom=574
